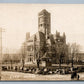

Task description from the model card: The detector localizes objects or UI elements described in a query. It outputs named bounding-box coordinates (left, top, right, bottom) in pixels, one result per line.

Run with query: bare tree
left=2, top=54, right=10, bottom=64
left=20, top=42, right=26, bottom=70
left=69, top=43, right=80, bottom=67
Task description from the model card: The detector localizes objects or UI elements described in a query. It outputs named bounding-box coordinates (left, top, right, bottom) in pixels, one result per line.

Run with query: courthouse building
left=24, top=9, right=68, bottom=64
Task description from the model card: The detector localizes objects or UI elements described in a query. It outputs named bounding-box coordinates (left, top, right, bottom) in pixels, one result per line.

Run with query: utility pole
left=71, top=48, right=74, bottom=71
left=0, top=28, right=5, bottom=80
left=21, top=42, right=26, bottom=70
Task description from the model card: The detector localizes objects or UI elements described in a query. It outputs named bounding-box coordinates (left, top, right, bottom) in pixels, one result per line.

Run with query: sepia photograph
left=0, top=4, right=84, bottom=81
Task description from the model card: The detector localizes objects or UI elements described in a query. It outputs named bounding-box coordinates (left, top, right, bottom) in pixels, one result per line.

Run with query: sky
left=0, top=4, right=84, bottom=53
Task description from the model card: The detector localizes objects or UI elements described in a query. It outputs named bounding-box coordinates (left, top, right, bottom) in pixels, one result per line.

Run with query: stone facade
left=24, top=9, right=68, bottom=64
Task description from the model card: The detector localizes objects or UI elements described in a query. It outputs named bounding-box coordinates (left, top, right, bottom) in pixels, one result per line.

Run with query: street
left=1, top=71, right=84, bottom=81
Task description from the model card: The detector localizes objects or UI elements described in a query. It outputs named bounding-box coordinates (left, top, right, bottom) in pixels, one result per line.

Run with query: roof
left=27, top=31, right=45, bottom=42
left=38, top=9, right=50, bottom=15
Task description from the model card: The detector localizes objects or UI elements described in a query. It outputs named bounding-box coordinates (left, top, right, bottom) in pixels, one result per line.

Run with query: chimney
left=26, top=32, right=30, bottom=41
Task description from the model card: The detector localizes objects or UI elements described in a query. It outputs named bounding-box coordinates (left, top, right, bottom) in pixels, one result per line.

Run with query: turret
left=56, top=30, right=60, bottom=37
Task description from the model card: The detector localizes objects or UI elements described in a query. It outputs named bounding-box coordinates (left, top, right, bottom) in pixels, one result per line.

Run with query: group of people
left=71, top=70, right=80, bottom=80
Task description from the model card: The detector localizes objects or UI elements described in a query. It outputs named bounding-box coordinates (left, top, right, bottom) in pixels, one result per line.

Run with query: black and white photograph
left=0, top=4, right=84, bottom=81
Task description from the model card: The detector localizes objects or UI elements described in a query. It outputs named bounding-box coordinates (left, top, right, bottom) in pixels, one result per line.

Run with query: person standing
left=77, top=74, right=80, bottom=80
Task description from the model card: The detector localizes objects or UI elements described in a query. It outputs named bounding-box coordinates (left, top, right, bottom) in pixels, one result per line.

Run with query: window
left=47, top=24, right=49, bottom=26
left=30, top=58, right=31, bottom=61
left=44, top=24, right=46, bottom=26
left=40, top=24, right=42, bottom=27
left=58, top=39, right=60, bottom=42
left=27, top=45, right=33, bottom=51
left=47, top=36, right=49, bottom=39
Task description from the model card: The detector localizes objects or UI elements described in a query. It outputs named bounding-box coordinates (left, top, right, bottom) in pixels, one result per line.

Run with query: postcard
left=0, top=3, right=84, bottom=81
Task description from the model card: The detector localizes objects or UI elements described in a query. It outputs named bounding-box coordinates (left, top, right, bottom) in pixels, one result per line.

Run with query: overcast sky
left=0, top=4, right=84, bottom=53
